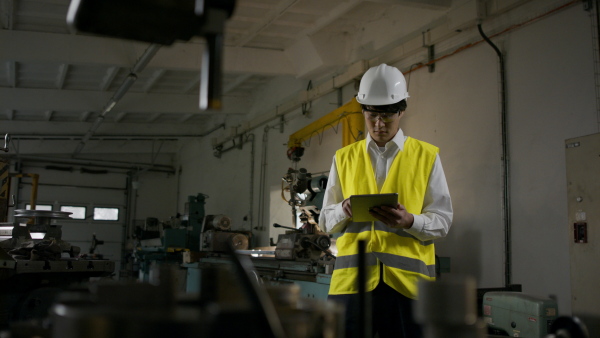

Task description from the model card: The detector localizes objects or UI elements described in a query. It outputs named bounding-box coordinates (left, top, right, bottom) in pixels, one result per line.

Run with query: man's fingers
left=342, top=198, right=352, bottom=217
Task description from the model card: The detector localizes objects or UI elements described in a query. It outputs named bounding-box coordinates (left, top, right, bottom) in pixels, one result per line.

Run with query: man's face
left=363, top=109, right=404, bottom=147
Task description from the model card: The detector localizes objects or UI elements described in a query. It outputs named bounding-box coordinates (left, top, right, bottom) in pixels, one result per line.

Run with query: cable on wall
left=477, top=23, right=512, bottom=288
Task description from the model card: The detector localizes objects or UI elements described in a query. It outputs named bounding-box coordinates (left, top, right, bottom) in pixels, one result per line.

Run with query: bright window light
left=26, top=204, right=52, bottom=211
left=60, top=206, right=86, bottom=220
left=94, top=207, right=119, bottom=221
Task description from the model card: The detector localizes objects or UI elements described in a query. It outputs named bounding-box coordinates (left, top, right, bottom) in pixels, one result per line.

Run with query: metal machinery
left=44, top=254, right=344, bottom=338
left=483, top=292, right=559, bottom=337
left=135, top=193, right=251, bottom=286
left=200, top=214, right=251, bottom=253
left=134, top=193, right=206, bottom=283
left=281, top=166, right=328, bottom=230
left=186, top=167, right=335, bottom=301
left=0, top=209, right=114, bottom=328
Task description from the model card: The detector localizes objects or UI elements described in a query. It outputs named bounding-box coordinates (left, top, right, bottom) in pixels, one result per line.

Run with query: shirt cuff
left=327, top=202, right=350, bottom=233
left=404, top=213, right=425, bottom=236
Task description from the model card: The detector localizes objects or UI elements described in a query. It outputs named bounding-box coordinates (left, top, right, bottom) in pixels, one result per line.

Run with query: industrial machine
left=200, top=214, right=251, bottom=252
left=0, top=209, right=114, bottom=328
left=45, top=254, right=344, bottom=338
left=483, top=291, right=559, bottom=337
left=185, top=166, right=335, bottom=301
left=134, top=194, right=208, bottom=283
left=281, top=167, right=328, bottom=229
left=135, top=193, right=251, bottom=286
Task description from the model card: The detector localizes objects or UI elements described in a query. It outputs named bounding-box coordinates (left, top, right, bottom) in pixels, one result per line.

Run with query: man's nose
left=375, top=117, right=386, bottom=127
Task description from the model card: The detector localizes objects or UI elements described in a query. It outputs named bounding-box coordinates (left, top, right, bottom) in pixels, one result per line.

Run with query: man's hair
left=361, top=99, right=407, bottom=113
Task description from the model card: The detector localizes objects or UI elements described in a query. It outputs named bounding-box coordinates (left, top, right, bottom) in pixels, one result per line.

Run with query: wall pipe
left=3, top=155, right=175, bottom=174
left=257, top=126, right=270, bottom=233
left=9, top=122, right=225, bottom=141
left=477, top=23, right=512, bottom=287
left=247, top=133, right=256, bottom=233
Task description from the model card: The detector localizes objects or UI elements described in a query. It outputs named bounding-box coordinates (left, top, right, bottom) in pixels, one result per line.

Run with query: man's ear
left=399, top=111, right=406, bottom=118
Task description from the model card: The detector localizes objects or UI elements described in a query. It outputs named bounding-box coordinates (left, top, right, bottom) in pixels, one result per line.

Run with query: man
left=321, top=63, right=453, bottom=338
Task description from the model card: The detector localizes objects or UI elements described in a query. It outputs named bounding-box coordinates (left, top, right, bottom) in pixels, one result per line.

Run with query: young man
left=321, top=63, right=453, bottom=338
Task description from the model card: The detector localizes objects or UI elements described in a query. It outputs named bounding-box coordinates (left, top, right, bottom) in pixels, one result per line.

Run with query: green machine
left=483, top=291, right=558, bottom=337
left=135, top=194, right=206, bottom=282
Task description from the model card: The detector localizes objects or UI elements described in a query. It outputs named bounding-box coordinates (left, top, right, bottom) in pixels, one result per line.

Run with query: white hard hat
left=356, top=64, right=409, bottom=105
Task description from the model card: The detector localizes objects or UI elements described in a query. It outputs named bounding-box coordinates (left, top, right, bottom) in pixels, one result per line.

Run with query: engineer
left=321, top=63, right=453, bottom=338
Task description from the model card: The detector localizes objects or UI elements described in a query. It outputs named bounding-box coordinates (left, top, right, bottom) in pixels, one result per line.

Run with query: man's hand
left=369, top=203, right=414, bottom=229
left=342, top=198, right=352, bottom=218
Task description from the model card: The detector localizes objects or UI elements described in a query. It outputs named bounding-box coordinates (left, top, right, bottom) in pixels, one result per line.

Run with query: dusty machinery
left=0, top=209, right=114, bottom=328
left=134, top=194, right=208, bottom=283
left=135, top=193, right=251, bottom=284
left=200, top=214, right=251, bottom=252
left=281, top=167, right=328, bottom=229
left=186, top=167, right=335, bottom=300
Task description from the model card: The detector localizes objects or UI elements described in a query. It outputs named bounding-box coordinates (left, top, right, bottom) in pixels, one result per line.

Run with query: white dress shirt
left=320, top=128, right=453, bottom=242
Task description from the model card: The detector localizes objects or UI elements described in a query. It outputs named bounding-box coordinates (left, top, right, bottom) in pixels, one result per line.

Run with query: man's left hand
left=369, top=203, right=414, bottom=229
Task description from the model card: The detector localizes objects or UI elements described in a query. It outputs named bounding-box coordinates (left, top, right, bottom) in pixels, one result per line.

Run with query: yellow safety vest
left=329, top=137, right=438, bottom=299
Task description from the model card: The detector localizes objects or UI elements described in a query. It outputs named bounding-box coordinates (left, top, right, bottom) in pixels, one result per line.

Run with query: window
left=25, top=204, right=53, bottom=211
left=93, top=207, right=119, bottom=221
left=60, top=206, right=87, bottom=220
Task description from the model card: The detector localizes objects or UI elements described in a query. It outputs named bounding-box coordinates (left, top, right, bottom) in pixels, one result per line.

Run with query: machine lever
left=272, top=223, right=301, bottom=232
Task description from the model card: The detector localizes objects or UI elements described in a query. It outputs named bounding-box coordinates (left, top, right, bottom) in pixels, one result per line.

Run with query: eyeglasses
left=364, top=110, right=400, bottom=123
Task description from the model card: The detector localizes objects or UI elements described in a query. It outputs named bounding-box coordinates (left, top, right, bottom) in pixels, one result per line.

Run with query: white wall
left=506, top=6, right=597, bottom=312
left=174, top=4, right=598, bottom=315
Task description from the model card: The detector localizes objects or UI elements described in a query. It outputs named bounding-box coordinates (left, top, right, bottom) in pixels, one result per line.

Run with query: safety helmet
left=356, top=64, right=409, bottom=105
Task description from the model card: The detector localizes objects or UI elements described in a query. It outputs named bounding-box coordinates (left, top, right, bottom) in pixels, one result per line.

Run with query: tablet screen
left=349, top=193, right=398, bottom=222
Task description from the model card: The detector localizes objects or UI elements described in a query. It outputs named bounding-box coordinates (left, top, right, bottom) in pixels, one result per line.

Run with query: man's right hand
left=342, top=198, right=352, bottom=218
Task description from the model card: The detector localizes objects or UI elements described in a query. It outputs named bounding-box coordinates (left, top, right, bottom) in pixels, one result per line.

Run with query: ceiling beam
left=0, top=88, right=249, bottom=114
left=366, top=0, right=451, bottom=10
left=178, top=114, right=194, bottom=123
left=182, top=76, right=199, bottom=93
left=0, top=0, right=15, bottom=30
left=223, top=74, right=252, bottom=94
left=100, top=66, right=119, bottom=91
left=80, top=111, right=91, bottom=122
left=296, top=0, right=364, bottom=38
left=0, top=30, right=296, bottom=76
left=56, top=63, right=68, bottom=89
left=147, top=113, right=161, bottom=123
left=143, top=69, right=166, bottom=92
left=114, top=111, right=127, bottom=122
left=5, top=60, right=15, bottom=87
left=234, top=0, right=301, bottom=47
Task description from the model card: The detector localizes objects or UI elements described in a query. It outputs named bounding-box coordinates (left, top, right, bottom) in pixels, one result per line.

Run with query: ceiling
left=0, top=0, right=479, bottom=157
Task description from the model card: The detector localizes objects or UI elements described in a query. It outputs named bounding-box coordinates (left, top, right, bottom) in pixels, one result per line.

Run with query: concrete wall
left=175, top=5, right=599, bottom=315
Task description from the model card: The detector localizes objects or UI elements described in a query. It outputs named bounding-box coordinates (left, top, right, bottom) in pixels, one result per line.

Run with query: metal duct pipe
left=4, top=155, right=175, bottom=174
left=73, top=44, right=162, bottom=157
left=9, top=126, right=225, bottom=141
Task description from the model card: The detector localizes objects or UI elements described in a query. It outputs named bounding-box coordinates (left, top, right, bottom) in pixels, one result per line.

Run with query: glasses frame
left=363, top=109, right=401, bottom=123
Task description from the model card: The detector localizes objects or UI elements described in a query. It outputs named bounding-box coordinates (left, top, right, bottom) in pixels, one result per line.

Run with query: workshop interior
left=0, top=0, right=599, bottom=337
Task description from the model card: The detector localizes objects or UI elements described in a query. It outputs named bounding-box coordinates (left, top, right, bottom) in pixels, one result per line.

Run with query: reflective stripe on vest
left=329, top=137, right=438, bottom=299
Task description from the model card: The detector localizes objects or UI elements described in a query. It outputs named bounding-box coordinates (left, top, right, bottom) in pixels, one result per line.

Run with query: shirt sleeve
left=404, top=154, right=453, bottom=241
left=320, top=155, right=351, bottom=233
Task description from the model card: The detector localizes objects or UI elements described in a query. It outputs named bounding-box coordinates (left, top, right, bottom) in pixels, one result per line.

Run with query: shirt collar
left=366, top=128, right=405, bottom=151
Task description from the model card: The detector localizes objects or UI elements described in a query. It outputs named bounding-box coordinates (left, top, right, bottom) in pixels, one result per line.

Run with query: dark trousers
left=328, top=281, right=423, bottom=338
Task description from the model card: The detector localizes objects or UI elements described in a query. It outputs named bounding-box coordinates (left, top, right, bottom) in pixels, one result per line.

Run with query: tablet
left=350, top=193, right=398, bottom=222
